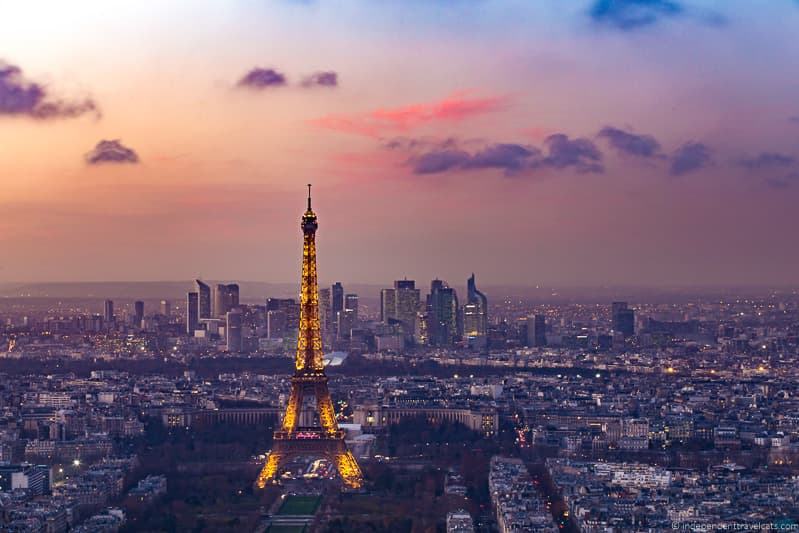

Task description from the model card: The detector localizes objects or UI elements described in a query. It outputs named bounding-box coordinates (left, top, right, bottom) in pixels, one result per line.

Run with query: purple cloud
left=412, top=149, right=471, bottom=174
left=670, top=142, right=711, bottom=176
left=85, top=140, right=139, bottom=164
left=301, top=71, right=338, bottom=88
left=0, top=62, right=99, bottom=120
left=598, top=126, right=663, bottom=158
left=463, top=143, right=540, bottom=173
left=237, top=68, right=287, bottom=89
left=589, top=0, right=684, bottom=30
left=410, top=143, right=541, bottom=175
left=538, top=134, right=604, bottom=173
left=739, top=152, right=796, bottom=170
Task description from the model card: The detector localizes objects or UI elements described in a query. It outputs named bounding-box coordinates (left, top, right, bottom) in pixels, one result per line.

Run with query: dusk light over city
left=1, top=1, right=799, bottom=532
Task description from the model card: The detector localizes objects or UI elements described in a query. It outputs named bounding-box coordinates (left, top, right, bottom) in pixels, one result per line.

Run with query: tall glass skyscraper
left=194, top=279, right=211, bottom=319
left=465, top=273, right=488, bottom=338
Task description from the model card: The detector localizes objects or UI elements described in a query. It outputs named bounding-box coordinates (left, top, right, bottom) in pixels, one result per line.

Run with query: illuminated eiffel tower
left=256, top=185, right=363, bottom=489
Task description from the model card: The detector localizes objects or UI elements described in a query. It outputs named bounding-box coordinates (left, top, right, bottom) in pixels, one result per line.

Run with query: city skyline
left=2, top=1, right=799, bottom=286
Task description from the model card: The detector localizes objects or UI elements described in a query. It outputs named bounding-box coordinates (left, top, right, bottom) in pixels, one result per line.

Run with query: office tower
left=427, top=279, right=459, bottom=346
left=186, top=292, right=199, bottom=334
left=415, top=311, right=429, bottom=345
left=526, top=314, right=547, bottom=347
left=465, top=273, right=488, bottom=338
left=612, top=301, right=635, bottom=338
left=381, top=280, right=420, bottom=342
left=394, top=280, right=420, bottom=339
left=194, top=280, right=211, bottom=319
left=463, top=303, right=482, bottom=339
left=213, top=283, right=240, bottom=317
left=332, top=282, right=344, bottom=315
left=213, top=284, right=226, bottom=317
left=267, top=309, right=288, bottom=339
left=336, top=309, right=356, bottom=340
left=103, top=299, right=114, bottom=324
left=319, top=288, right=331, bottom=338
left=266, top=298, right=300, bottom=334
left=344, top=293, right=359, bottom=322
left=380, top=288, right=397, bottom=322
left=133, top=300, right=144, bottom=326
left=256, top=185, right=362, bottom=489
left=226, top=309, right=243, bottom=352
left=159, top=299, right=170, bottom=317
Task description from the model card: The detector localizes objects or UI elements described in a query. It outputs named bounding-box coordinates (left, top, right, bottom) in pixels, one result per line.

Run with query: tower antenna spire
left=307, top=183, right=312, bottom=210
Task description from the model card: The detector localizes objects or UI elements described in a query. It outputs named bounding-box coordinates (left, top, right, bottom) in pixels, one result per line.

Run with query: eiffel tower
left=256, top=185, right=363, bottom=489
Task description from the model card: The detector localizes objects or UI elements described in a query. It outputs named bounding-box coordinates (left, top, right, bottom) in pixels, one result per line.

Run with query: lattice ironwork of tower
left=256, top=185, right=363, bottom=490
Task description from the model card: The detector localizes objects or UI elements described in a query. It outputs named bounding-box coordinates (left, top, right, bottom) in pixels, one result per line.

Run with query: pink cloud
left=310, top=91, right=510, bottom=137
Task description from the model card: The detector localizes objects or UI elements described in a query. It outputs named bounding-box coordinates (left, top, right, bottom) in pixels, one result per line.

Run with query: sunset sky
left=2, top=0, right=799, bottom=286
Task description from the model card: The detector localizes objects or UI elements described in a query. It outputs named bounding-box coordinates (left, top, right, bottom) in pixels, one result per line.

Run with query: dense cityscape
left=1, top=269, right=798, bottom=530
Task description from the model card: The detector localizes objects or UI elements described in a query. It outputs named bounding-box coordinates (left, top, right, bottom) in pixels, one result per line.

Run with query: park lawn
left=277, top=495, right=321, bottom=516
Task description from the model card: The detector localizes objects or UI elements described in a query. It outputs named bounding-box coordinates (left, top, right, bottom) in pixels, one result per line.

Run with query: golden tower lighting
left=256, top=184, right=363, bottom=489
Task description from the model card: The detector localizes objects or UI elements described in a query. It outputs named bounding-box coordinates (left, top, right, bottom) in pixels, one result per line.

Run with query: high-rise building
left=415, top=311, right=429, bottom=345
left=381, top=280, right=420, bottom=343
left=465, top=274, right=488, bottom=338
left=612, top=301, right=635, bottom=338
left=159, top=300, right=170, bottom=317
left=331, top=282, right=344, bottom=338
left=337, top=309, right=356, bottom=340
left=427, top=280, right=459, bottom=346
left=103, top=300, right=114, bottom=326
left=527, top=314, right=547, bottom=347
left=194, top=280, right=211, bottom=319
left=463, top=303, right=482, bottom=340
left=213, top=283, right=240, bottom=317
left=186, top=292, right=199, bottom=334
left=395, top=280, right=420, bottom=340
left=133, top=301, right=144, bottom=326
left=332, top=282, right=344, bottom=315
left=344, top=293, right=359, bottom=323
left=266, top=298, right=300, bottom=339
left=380, top=288, right=396, bottom=322
left=226, top=309, right=243, bottom=352
left=319, top=288, right=331, bottom=338
left=267, top=309, right=288, bottom=339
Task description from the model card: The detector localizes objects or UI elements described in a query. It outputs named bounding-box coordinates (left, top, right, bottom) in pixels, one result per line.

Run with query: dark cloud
left=789, top=116, right=799, bottom=124
left=383, top=136, right=463, bottom=152
left=0, top=62, right=99, bottom=120
left=670, top=142, right=711, bottom=176
left=538, top=134, right=604, bottom=173
left=589, top=0, right=684, bottom=30
left=85, top=140, right=139, bottom=165
left=412, top=149, right=471, bottom=174
left=407, top=136, right=602, bottom=176
left=301, top=71, right=338, bottom=88
left=409, top=142, right=540, bottom=175
left=598, top=126, right=663, bottom=158
left=739, top=152, right=796, bottom=170
left=236, top=68, right=287, bottom=89
left=463, top=143, right=540, bottom=173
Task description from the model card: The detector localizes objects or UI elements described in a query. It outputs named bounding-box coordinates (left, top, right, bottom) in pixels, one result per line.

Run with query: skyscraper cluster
left=377, top=275, right=489, bottom=349
left=186, top=279, right=243, bottom=352
left=380, top=279, right=420, bottom=343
